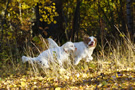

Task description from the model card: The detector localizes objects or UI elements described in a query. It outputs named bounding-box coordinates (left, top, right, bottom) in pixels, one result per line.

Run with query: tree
left=71, top=0, right=81, bottom=41
left=0, top=0, right=10, bottom=53
left=126, top=0, right=134, bottom=41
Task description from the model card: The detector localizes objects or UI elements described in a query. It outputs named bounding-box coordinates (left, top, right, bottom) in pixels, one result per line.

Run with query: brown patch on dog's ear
left=83, top=37, right=91, bottom=44
left=94, top=38, right=97, bottom=47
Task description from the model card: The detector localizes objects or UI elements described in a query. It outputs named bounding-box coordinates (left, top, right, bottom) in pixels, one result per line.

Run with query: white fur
left=47, top=36, right=97, bottom=65
left=47, top=38, right=59, bottom=48
left=73, top=36, right=97, bottom=65
left=22, top=42, right=76, bottom=68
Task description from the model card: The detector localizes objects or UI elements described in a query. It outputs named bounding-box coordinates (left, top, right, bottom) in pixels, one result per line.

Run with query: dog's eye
left=70, top=45, right=73, bottom=47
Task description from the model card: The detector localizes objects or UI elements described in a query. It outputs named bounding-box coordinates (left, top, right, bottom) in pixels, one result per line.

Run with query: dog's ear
left=83, top=37, right=90, bottom=44
left=94, top=38, right=97, bottom=47
left=62, top=43, right=68, bottom=53
left=63, top=48, right=68, bottom=53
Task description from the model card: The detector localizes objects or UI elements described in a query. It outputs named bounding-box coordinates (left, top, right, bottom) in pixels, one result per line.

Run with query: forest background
left=0, top=0, right=135, bottom=89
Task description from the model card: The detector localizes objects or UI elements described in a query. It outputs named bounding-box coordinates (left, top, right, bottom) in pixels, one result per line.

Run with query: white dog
left=73, top=36, right=97, bottom=65
left=47, top=38, right=59, bottom=48
left=22, top=41, right=76, bottom=68
left=47, top=36, right=97, bottom=65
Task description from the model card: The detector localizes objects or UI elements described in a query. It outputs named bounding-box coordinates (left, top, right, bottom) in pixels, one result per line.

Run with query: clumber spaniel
left=22, top=41, right=76, bottom=68
left=47, top=38, right=59, bottom=48
left=47, top=36, right=97, bottom=65
left=73, top=36, right=97, bottom=65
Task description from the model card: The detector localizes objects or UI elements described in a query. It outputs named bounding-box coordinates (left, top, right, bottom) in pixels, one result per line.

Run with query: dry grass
left=0, top=33, right=135, bottom=89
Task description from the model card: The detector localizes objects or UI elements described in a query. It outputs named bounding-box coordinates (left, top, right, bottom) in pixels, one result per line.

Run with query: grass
left=0, top=34, right=134, bottom=89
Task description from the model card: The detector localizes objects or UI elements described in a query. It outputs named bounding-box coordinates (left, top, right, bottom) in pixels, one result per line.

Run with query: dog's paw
left=74, top=62, right=78, bottom=65
left=86, top=57, right=93, bottom=62
left=74, top=59, right=80, bottom=65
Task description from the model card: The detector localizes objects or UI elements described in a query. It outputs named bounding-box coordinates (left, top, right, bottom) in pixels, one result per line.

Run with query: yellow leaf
left=76, top=73, right=80, bottom=78
left=119, top=33, right=125, bottom=37
left=38, top=77, right=44, bottom=81
left=34, top=81, right=37, bottom=84
left=80, top=86, right=83, bottom=89
left=55, top=87, right=61, bottom=90
left=54, top=20, right=57, bottom=24
left=22, top=3, right=30, bottom=9
left=59, top=68, right=66, bottom=74
left=21, top=81, right=26, bottom=87
left=110, top=52, right=112, bottom=55
left=70, top=86, right=78, bottom=89
left=63, top=75, right=69, bottom=80
left=52, top=3, right=55, bottom=5
left=82, top=73, right=87, bottom=78
left=40, top=18, right=43, bottom=22
left=115, top=73, right=118, bottom=78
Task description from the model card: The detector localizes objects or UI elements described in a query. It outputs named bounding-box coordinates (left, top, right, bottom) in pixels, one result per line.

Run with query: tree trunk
left=32, top=3, right=40, bottom=37
left=97, top=1, right=116, bottom=37
left=126, top=0, right=134, bottom=40
left=71, top=0, right=81, bottom=41
left=110, top=0, right=115, bottom=34
left=120, top=0, right=126, bottom=34
left=55, top=0, right=65, bottom=42
left=0, top=0, right=10, bottom=53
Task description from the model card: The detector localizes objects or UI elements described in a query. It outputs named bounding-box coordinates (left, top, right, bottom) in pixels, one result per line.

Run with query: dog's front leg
left=74, top=56, right=82, bottom=65
left=86, top=56, right=93, bottom=62
left=57, top=56, right=63, bottom=67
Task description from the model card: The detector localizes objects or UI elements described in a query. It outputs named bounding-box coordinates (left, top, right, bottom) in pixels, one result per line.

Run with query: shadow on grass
left=44, top=70, right=135, bottom=89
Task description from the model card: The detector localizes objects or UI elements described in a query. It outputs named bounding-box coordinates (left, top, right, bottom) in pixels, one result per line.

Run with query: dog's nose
left=75, top=48, right=77, bottom=51
left=91, top=41, right=94, bottom=44
left=89, top=41, right=94, bottom=46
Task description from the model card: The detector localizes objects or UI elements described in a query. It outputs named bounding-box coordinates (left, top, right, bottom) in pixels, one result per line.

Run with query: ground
left=0, top=60, right=135, bottom=89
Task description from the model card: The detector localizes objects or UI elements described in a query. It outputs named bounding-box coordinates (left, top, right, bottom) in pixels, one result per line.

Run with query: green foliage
left=7, top=0, right=58, bottom=24
left=32, top=36, right=41, bottom=44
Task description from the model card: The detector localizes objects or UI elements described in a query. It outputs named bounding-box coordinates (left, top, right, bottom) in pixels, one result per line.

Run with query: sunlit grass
left=0, top=34, right=134, bottom=89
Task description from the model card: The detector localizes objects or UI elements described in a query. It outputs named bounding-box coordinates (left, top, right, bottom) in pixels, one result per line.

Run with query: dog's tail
left=22, top=56, right=37, bottom=63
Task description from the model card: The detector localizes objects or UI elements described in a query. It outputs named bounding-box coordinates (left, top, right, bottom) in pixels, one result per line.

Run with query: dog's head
left=83, top=36, right=97, bottom=48
left=62, top=42, right=77, bottom=53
